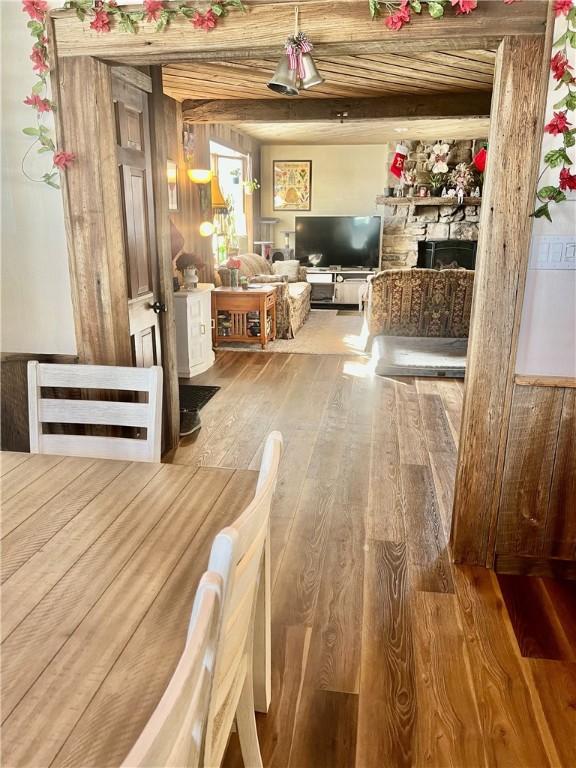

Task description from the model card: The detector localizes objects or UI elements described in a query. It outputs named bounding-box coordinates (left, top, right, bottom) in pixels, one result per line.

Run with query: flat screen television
left=295, top=216, right=382, bottom=269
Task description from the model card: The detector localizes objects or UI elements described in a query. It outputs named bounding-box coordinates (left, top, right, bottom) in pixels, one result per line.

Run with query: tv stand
left=306, top=267, right=377, bottom=306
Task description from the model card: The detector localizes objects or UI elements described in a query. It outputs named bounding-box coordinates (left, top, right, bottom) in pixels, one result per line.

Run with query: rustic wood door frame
left=48, top=2, right=551, bottom=546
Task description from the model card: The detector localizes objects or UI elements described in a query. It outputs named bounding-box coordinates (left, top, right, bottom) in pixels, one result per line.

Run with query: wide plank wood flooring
left=172, top=351, right=576, bottom=768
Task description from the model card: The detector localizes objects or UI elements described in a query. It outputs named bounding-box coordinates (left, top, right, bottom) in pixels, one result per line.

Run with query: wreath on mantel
left=22, top=0, right=576, bottom=222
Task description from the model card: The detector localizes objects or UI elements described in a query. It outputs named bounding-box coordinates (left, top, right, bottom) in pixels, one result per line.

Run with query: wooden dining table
left=0, top=450, right=265, bottom=768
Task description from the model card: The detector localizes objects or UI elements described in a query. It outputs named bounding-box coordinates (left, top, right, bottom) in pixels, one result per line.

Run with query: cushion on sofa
left=272, top=260, right=300, bottom=282
left=238, top=254, right=272, bottom=277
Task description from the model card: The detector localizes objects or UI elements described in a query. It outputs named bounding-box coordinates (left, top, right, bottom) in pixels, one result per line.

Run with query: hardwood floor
left=173, top=351, right=576, bottom=768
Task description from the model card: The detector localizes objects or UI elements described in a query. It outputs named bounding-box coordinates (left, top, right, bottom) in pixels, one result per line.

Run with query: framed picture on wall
left=273, top=160, right=312, bottom=211
left=167, top=160, right=178, bottom=212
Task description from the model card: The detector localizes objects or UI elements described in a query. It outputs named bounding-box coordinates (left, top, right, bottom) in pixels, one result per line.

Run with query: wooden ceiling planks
left=162, top=49, right=495, bottom=102
left=229, top=117, right=491, bottom=145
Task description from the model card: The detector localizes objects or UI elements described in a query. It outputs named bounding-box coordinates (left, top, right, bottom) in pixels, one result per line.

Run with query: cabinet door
left=187, top=296, right=205, bottom=370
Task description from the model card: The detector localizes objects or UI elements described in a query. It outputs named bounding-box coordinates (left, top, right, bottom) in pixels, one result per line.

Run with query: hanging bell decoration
left=267, top=55, right=300, bottom=96
left=300, top=52, right=324, bottom=90
left=267, top=22, right=324, bottom=97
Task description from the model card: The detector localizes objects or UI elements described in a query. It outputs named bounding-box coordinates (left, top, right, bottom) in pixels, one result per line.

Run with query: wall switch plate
left=530, top=235, right=576, bottom=270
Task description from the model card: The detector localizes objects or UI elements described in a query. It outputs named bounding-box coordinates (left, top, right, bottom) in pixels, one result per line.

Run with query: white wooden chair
left=27, top=361, right=163, bottom=463
left=204, top=431, right=283, bottom=768
left=121, top=572, right=224, bottom=768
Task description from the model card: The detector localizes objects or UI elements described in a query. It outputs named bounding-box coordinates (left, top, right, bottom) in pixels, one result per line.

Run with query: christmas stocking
left=390, top=144, right=409, bottom=179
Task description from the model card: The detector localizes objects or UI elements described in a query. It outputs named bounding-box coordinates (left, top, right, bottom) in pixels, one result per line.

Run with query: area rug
left=178, top=384, right=220, bottom=412
left=373, top=335, right=468, bottom=378
left=217, top=310, right=369, bottom=356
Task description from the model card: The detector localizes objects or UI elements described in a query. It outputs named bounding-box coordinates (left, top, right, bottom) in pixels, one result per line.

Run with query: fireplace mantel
left=376, top=196, right=482, bottom=207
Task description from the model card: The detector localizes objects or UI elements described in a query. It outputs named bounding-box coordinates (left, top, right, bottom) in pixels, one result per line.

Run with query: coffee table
left=212, top=286, right=277, bottom=350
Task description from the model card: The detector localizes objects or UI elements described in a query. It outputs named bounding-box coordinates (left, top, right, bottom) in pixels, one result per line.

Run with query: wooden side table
left=212, top=287, right=277, bottom=350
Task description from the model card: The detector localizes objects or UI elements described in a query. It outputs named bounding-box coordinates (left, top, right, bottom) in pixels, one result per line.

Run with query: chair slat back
left=27, top=361, right=163, bottom=462
left=205, top=432, right=283, bottom=765
left=121, top=572, right=223, bottom=768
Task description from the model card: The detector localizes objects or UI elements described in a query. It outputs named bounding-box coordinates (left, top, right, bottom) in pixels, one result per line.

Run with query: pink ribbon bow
left=285, top=34, right=313, bottom=78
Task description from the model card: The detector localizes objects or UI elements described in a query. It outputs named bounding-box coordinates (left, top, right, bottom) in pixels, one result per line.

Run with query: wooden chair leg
left=235, top=671, right=263, bottom=768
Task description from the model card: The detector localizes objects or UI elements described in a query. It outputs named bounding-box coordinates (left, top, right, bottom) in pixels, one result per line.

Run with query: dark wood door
left=112, top=75, right=162, bottom=368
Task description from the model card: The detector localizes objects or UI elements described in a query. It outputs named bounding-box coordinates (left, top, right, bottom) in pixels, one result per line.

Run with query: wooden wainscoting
left=494, top=381, right=576, bottom=576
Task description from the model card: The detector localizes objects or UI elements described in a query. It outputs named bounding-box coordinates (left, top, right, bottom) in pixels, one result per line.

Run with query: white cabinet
left=174, top=284, right=215, bottom=378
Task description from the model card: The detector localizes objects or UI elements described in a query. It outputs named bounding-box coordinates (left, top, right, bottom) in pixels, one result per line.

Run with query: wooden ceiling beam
left=181, top=91, right=492, bottom=123
left=50, top=0, right=546, bottom=62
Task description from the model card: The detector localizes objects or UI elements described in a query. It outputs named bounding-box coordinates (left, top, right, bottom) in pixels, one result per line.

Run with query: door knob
left=150, top=301, right=167, bottom=314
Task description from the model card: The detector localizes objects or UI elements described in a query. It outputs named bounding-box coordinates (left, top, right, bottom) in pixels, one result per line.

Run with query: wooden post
left=51, top=56, right=131, bottom=366
left=451, top=31, right=554, bottom=566
left=149, top=67, right=181, bottom=453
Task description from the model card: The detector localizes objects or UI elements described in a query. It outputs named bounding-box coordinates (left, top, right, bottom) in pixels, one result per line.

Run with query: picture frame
left=273, top=160, right=312, bottom=211
left=167, top=160, right=179, bottom=212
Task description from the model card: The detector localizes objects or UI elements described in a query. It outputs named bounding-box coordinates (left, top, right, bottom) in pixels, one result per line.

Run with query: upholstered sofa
left=218, top=254, right=311, bottom=339
left=366, top=268, right=475, bottom=339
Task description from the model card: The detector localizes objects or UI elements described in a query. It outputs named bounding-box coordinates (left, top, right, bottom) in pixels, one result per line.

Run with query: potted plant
left=243, top=177, right=261, bottom=195
left=230, top=168, right=241, bottom=185
left=429, top=172, right=447, bottom=197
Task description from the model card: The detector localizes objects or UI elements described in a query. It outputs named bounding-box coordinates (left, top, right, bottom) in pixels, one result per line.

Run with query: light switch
left=530, top=236, right=576, bottom=270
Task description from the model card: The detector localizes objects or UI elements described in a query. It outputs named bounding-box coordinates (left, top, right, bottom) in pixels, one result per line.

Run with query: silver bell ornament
left=267, top=56, right=299, bottom=96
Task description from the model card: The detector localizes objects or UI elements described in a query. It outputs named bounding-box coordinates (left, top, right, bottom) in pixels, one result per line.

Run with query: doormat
left=336, top=309, right=361, bottom=316
left=179, top=384, right=220, bottom=412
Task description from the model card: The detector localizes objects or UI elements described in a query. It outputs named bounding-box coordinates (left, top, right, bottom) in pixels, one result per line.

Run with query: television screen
left=295, top=216, right=382, bottom=268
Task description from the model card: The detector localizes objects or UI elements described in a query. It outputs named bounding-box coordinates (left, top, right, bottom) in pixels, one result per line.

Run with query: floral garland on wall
left=22, top=0, right=575, bottom=222
left=21, top=0, right=246, bottom=188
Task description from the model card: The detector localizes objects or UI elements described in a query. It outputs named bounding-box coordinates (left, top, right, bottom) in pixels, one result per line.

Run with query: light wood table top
left=0, top=451, right=258, bottom=768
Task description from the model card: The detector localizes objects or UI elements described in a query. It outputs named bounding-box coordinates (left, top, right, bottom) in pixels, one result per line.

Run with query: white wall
left=515, top=22, right=576, bottom=378
left=260, top=144, right=389, bottom=247
left=1, top=0, right=76, bottom=355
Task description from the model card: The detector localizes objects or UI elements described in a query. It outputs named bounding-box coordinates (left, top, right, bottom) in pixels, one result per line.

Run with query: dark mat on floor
left=336, top=309, right=361, bottom=316
left=179, top=384, right=220, bottom=412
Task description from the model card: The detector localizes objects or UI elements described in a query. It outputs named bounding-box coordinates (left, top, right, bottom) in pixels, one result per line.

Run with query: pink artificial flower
left=559, top=167, right=576, bottom=191
left=24, top=93, right=52, bottom=113
left=144, top=0, right=164, bottom=22
left=550, top=51, right=574, bottom=81
left=22, top=0, right=48, bottom=22
left=191, top=9, right=218, bottom=30
left=554, top=0, right=573, bottom=16
left=53, top=151, right=76, bottom=170
left=544, top=111, right=572, bottom=135
left=90, top=8, right=111, bottom=33
left=503, top=0, right=516, bottom=4
left=30, top=47, right=49, bottom=74
left=385, top=6, right=411, bottom=31
left=451, top=0, right=478, bottom=15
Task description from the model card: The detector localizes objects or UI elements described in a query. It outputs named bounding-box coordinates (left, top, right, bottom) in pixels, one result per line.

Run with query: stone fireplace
left=377, top=200, right=480, bottom=269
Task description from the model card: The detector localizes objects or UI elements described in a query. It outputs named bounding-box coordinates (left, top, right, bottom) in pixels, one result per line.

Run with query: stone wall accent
left=377, top=202, right=481, bottom=269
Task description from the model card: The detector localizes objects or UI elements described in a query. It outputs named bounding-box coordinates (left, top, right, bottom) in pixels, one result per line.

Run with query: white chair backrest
left=205, top=431, right=283, bottom=766
left=27, top=361, right=163, bottom=463
left=122, top=572, right=223, bottom=768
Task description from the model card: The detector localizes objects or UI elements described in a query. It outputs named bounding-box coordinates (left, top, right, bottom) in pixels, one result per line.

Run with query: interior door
left=112, top=75, right=163, bottom=367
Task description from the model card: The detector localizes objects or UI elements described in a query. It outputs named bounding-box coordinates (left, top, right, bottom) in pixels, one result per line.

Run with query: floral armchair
left=366, top=268, right=475, bottom=340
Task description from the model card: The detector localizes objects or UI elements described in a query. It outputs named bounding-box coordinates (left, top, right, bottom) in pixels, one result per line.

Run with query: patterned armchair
left=366, top=268, right=475, bottom=339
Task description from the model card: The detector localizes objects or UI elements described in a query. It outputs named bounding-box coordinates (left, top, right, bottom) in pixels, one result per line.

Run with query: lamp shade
left=211, top=175, right=228, bottom=210
left=187, top=168, right=212, bottom=184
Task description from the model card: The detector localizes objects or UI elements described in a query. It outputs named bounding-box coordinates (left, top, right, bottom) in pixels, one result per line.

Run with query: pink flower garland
left=533, top=0, right=576, bottom=220
left=21, top=1, right=246, bottom=187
